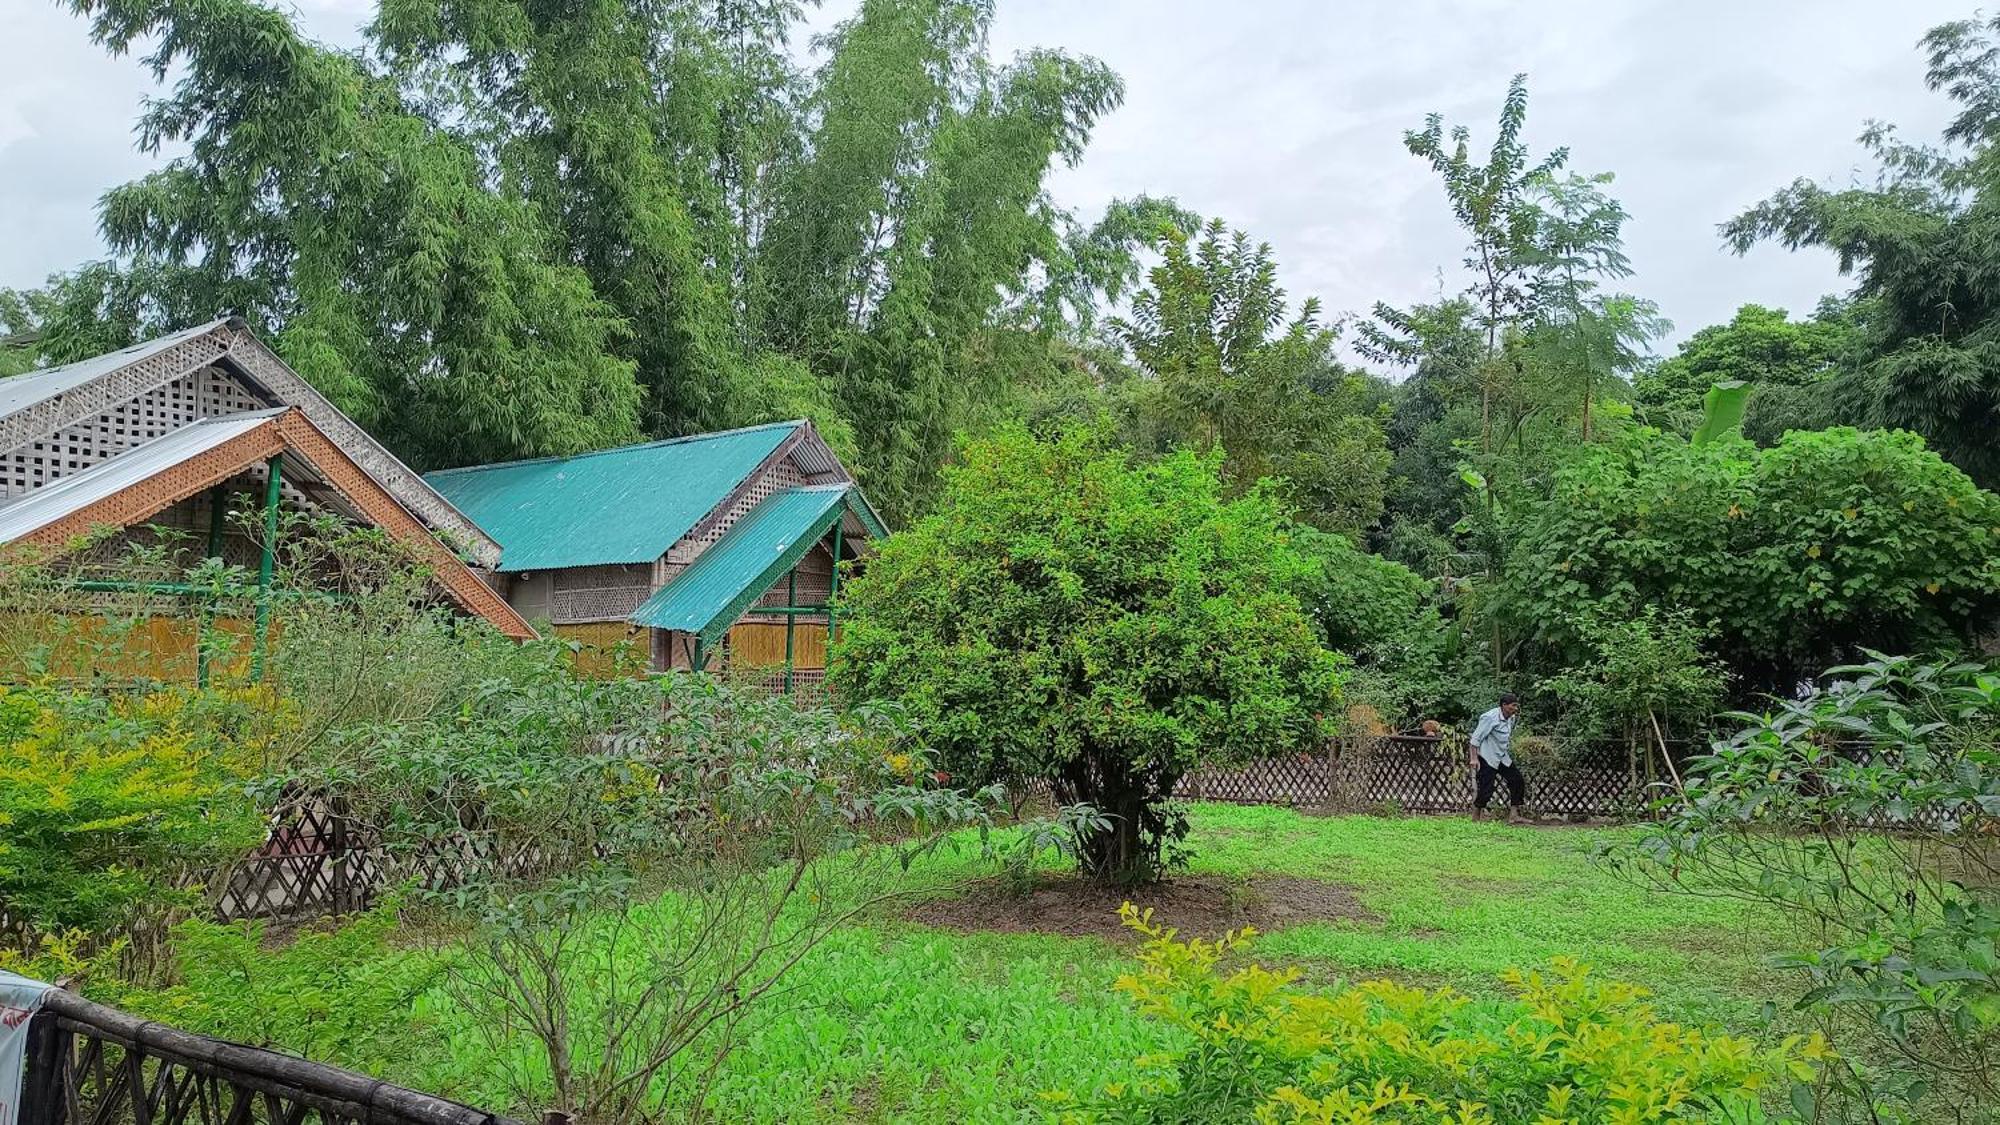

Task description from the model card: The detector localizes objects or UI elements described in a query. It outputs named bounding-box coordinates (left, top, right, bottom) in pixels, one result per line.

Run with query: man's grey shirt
left=1470, top=706, right=1515, bottom=768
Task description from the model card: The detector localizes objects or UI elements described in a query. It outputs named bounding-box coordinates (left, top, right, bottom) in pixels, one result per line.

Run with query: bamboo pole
left=197, top=486, right=228, bottom=687
left=826, top=520, right=844, bottom=657
left=1648, top=708, right=1686, bottom=792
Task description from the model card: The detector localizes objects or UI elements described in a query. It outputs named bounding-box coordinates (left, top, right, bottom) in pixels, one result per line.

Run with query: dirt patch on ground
left=904, top=874, right=1374, bottom=941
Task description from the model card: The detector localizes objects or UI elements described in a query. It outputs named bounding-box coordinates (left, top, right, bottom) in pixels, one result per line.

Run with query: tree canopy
left=1724, top=14, right=2000, bottom=490
left=1497, top=426, right=2000, bottom=693
left=829, top=425, right=1341, bottom=884
left=29, top=0, right=1149, bottom=514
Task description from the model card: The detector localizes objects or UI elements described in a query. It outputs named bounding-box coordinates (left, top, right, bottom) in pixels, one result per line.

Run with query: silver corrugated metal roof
left=0, top=320, right=232, bottom=420
left=0, top=408, right=283, bottom=543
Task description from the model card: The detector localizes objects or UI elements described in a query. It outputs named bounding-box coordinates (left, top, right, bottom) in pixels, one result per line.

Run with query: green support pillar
left=205, top=484, right=228, bottom=559
left=197, top=485, right=227, bottom=687
left=251, top=455, right=282, bottom=682
left=783, top=566, right=797, bottom=694
left=826, top=519, right=844, bottom=658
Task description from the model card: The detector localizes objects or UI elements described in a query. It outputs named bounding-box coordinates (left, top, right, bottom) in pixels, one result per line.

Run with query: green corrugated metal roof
left=630, top=484, right=858, bottom=641
left=423, top=422, right=801, bottom=572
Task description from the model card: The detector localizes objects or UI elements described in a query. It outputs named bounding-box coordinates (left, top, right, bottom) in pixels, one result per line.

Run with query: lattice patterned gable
left=0, top=366, right=264, bottom=502
left=667, top=454, right=809, bottom=564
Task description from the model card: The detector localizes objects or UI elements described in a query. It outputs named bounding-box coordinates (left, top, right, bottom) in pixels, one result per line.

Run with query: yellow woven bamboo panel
left=552, top=621, right=651, bottom=678
left=727, top=620, right=828, bottom=669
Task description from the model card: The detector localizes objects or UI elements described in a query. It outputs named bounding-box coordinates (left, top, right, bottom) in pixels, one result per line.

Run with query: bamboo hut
left=425, top=421, right=885, bottom=685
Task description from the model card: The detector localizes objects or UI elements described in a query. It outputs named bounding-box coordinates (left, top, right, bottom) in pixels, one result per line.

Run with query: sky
left=0, top=0, right=1969, bottom=351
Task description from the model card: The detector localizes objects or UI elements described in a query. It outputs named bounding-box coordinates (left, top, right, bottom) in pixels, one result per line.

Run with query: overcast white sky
left=0, top=0, right=1968, bottom=350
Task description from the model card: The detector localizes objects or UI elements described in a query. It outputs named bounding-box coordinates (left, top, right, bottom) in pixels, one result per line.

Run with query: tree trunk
left=1059, top=751, right=1170, bottom=887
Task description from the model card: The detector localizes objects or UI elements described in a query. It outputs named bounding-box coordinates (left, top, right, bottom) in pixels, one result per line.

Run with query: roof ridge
left=426, top=419, right=808, bottom=477
left=0, top=319, right=234, bottom=394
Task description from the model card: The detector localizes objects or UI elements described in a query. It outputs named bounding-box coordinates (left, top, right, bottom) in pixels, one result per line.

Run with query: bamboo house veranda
left=0, top=320, right=532, bottom=680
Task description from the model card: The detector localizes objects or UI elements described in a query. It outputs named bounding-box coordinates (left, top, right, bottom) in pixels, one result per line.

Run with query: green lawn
left=123, top=805, right=1800, bottom=1123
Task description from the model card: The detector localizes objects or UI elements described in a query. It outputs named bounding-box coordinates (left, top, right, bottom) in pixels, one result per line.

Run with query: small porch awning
left=630, top=484, right=882, bottom=647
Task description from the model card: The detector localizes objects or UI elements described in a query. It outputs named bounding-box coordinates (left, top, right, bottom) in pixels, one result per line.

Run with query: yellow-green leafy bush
left=1050, top=905, right=1826, bottom=1123
left=0, top=685, right=264, bottom=941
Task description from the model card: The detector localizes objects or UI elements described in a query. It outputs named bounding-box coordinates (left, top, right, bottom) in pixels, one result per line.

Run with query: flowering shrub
left=1049, top=905, right=1825, bottom=1123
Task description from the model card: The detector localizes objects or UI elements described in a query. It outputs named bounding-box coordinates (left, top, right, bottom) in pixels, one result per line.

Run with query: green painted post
left=198, top=485, right=227, bottom=686
left=783, top=567, right=797, bottom=694
left=251, top=455, right=282, bottom=682
left=826, top=520, right=844, bottom=658
left=205, top=485, right=228, bottom=559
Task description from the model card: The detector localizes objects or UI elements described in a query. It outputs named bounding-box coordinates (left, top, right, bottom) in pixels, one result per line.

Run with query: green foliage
left=1634, top=303, right=1858, bottom=441
left=1399, top=74, right=1568, bottom=355
left=1690, top=380, right=1752, bottom=445
left=831, top=425, right=1343, bottom=883
left=48, top=0, right=1147, bottom=511
left=64, top=0, right=644, bottom=471
left=1626, top=654, right=2000, bottom=1118
left=0, top=686, right=263, bottom=938
left=1723, top=14, right=2000, bottom=490
left=108, top=907, right=446, bottom=1074
left=1517, top=171, right=1668, bottom=443
left=1050, top=906, right=1822, bottom=1124
left=1500, top=426, right=2000, bottom=694
left=1117, top=219, right=1391, bottom=536
left=1289, top=527, right=1453, bottom=723
left=1541, top=607, right=1728, bottom=746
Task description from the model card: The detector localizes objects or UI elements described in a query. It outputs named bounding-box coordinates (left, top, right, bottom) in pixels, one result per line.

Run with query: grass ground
left=122, top=805, right=1799, bottom=1123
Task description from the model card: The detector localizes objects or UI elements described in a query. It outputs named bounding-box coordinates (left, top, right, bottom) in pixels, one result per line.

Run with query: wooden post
left=19, top=1011, right=68, bottom=1125
left=251, top=456, right=282, bottom=682
left=329, top=802, right=350, bottom=913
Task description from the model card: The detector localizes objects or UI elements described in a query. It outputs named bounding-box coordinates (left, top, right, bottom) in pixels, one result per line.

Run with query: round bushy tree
left=831, top=425, right=1342, bottom=884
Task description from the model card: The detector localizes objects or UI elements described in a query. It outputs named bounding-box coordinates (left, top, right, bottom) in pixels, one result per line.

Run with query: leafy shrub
left=1049, top=905, right=1823, bottom=1123
left=1500, top=427, right=2000, bottom=696
left=104, top=906, right=445, bottom=1075
left=1291, top=527, right=1455, bottom=725
left=832, top=424, right=1342, bottom=885
left=1624, top=653, right=2000, bottom=1118
left=0, top=686, right=264, bottom=944
left=1541, top=606, right=1729, bottom=753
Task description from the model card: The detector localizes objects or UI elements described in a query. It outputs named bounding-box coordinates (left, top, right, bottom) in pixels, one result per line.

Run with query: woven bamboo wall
left=726, top=620, right=830, bottom=668
left=551, top=621, right=652, bottom=677
left=0, top=612, right=260, bottom=682
left=549, top=564, right=651, bottom=624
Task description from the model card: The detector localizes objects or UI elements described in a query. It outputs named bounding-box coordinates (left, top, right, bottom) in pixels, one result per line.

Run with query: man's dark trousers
left=1475, top=759, right=1525, bottom=810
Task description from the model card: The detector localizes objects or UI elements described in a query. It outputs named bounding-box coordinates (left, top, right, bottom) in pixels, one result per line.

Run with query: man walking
left=1469, top=692, right=1525, bottom=821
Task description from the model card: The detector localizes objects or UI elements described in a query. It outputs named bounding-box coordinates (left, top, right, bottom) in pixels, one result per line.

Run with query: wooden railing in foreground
left=20, top=988, right=514, bottom=1125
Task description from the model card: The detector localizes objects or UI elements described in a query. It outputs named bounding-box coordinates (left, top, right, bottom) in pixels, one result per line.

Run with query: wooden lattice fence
left=1030, top=736, right=1680, bottom=819
left=163, top=735, right=1681, bottom=928
left=19, top=988, right=513, bottom=1125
